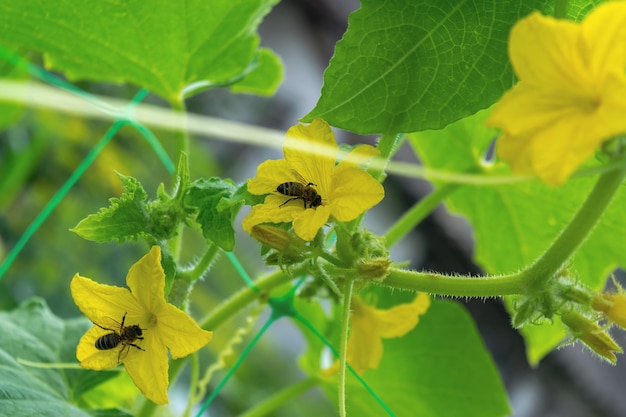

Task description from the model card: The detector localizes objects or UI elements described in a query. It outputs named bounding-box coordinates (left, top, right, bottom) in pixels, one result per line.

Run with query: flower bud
left=357, top=257, right=392, bottom=281
left=561, top=311, right=622, bottom=364
left=251, top=225, right=304, bottom=253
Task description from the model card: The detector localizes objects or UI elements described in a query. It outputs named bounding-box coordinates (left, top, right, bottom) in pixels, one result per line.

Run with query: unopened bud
left=357, top=257, right=392, bottom=281
left=251, top=225, right=300, bottom=252
left=562, top=311, right=622, bottom=364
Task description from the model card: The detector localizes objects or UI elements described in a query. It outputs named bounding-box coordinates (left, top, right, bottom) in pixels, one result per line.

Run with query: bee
left=94, top=312, right=145, bottom=363
left=277, top=170, right=322, bottom=209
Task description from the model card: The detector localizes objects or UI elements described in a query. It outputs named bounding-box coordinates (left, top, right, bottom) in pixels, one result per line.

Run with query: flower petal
left=126, top=246, right=166, bottom=314
left=582, top=2, right=626, bottom=80
left=528, top=90, right=626, bottom=185
left=292, top=205, right=332, bottom=241
left=284, top=119, right=337, bottom=197
left=124, top=332, right=169, bottom=404
left=495, top=133, right=534, bottom=176
left=247, top=159, right=293, bottom=195
left=486, top=82, right=582, bottom=137
left=376, top=293, right=430, bottom=338
left=348, top=307, right=384, bottom=374
left=76, top=326, right=119, bottom=370
left=509, top=12, right=586, bottom=91
left=242, top=195, right=304, bottom=233
left=330, top=165, right=384, bottom=222
left=70, top=274, right=141, bottom=323
left=155, top=303, right=212, bottom=359
left=341, top=144, right=380, bottom=168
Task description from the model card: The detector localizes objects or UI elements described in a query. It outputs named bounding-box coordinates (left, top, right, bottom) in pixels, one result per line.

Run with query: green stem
left=168, top=98, right=189, bottom=261
left=319, top=251, right=348, bottom=268
left=238, top=377, right=320, bottom=417
left=384, top=268, right=524, bottom=296
left=178, top=244, right=220, bottom=282
left=199, top=266, right=302, bottom=330
left=521, top=162, right=626, bottom=289
left=183, top=353, right=200, bottom=417
left=338, top=279, right=354, bottom=417
left=384, top=183, right=459, bottom=247
left=371, top=133, right=403, bottom=182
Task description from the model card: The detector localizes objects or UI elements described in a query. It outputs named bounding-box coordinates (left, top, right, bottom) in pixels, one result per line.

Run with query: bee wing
left=290, top=169, right=311, bottom=185
left=95, top=316, right=122, bottom=332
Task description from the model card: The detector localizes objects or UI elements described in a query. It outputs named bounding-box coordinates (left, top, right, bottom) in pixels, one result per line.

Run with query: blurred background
left=1, top=0, right=626, bottom=416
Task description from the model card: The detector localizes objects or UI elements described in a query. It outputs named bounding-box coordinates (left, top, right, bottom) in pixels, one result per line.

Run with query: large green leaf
left=0, top=0, right=281, bottom=101
left=320, top=299, right=510, bottom=417
left=0, top=298, right=130, bottom=417
left=304, top=0, right=548, bottom=134
left=409, top=109, right=626, bottom=363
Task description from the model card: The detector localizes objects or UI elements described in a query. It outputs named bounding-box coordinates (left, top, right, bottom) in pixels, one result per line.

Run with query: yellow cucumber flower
left=70, top=246, right=212, bottom=404
left=486, top=2, right=626, bottom=185
left=325, top=293, right=430, bottom=375
left=243, top=118, right=384, bottom=241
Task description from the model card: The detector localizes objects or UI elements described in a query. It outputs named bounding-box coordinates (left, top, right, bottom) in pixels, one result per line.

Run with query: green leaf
left=226, top=48, right=283, bottom=96
left=409, top=109, right=626, bottom=363
left=0, top=298, right=129, bottom=417
left=321, top=299, right=510, bottom=416
left=185, top=177, right=243, bottom=251
left=0, top=0, right=281, bottom=102
left=304, top=0, right=547, bottom=134
left=71, top=174, right=150, bottom=243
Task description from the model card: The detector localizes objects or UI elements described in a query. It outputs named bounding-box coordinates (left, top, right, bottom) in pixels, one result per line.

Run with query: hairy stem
left=177, top=244, right=220, bottom=282
left=384, top=268, right=524, bottom=296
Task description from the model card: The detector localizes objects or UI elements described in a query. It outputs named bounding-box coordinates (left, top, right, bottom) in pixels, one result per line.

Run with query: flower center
left=144, top=312, right=158, bottom=329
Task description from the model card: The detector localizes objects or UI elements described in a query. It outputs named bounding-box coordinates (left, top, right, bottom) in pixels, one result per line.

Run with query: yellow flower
left=242, top=119, right=384, bottom=241
left=70, top=246, right=212, bottom=404
left=326, top=293, right=430, bottom=375
left=486, top=3, right=626, bottom=185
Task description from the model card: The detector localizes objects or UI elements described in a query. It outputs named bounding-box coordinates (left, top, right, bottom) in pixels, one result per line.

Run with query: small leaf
left=304, top=0, right=546, bottom=134
left=185, top=178, right=243, bottom=251
left=229, top=48, right=284, bottom=96
left=0, top=298, right=127, bottom=416
left=71, top=174, right=150, bottom=243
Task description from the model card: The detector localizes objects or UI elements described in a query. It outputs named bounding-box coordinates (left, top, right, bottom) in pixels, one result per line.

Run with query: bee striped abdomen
left=93, top=313, right=145, bottom=363
left=95, top=333, right=122, bottom=350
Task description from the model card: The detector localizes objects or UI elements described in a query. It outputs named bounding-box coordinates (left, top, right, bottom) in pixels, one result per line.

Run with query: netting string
left=195, top=255, right=395, bottom=417
left=0, top=45, right=174, bottom=280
